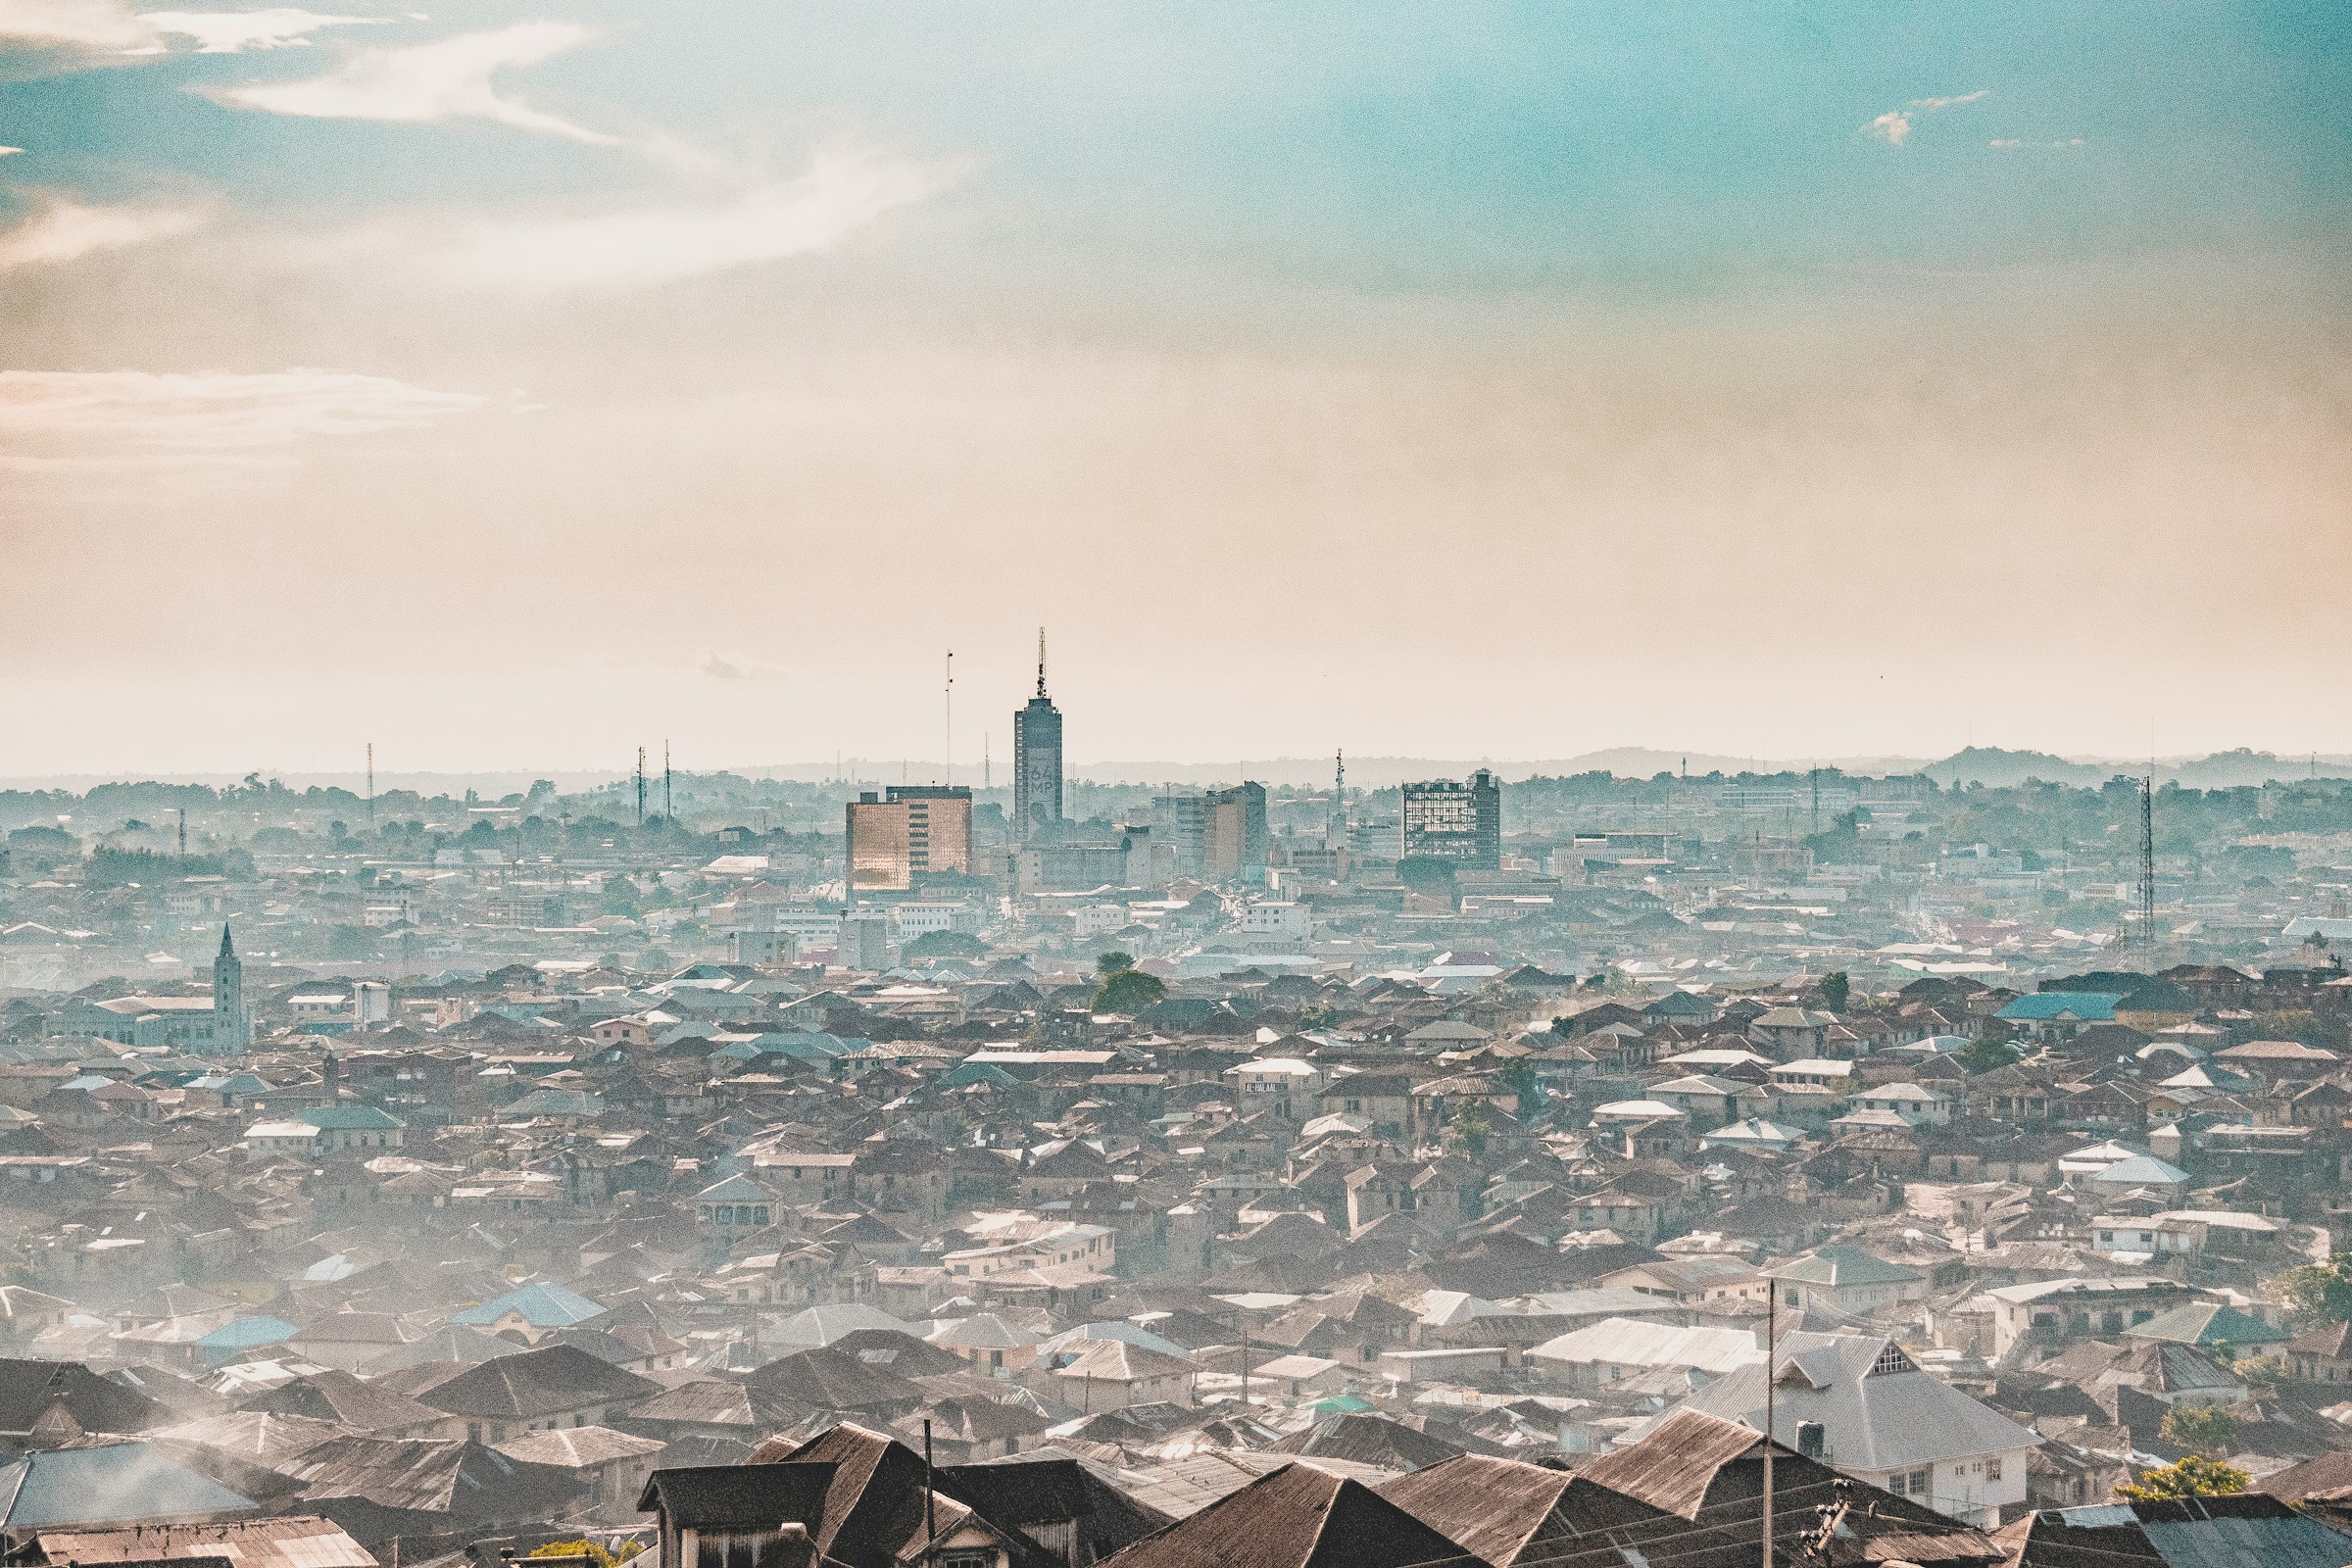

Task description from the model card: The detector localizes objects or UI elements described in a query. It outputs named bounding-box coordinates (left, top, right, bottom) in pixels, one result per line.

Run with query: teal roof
left=497, top=1088, right=604, bottom=1118
left=1997, top=992, right=2126, bottom=1021
left=307, top=1104, right=403, bottom=1131
left=452, top=1280, right=609, bottom=1328
left=2090, top=1153, right=2192, bottom=1186
left=2125, top=1301, right=2288, bottom=1348
left=194, top=1314, right=298, bottom=1349
left=695, top=1173, right=775, bottom=1202
left=0, top=1443, right=254, bottom=1525
left=1769, top=1245, right=1921, bottom=1287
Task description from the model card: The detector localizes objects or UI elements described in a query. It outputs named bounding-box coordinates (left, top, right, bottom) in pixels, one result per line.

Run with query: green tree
left=1446, top=1101, right=1492, bottom=1157
left=1955, top=1036, right=2021, bottom=1074
left=1816, top=971, right=1851, bottom=1012
left=2274, top=1250, right=2352, bottom=1326
left=1495, top=1057, right=1543, bottom=1114
left=2117, top=1454, right=2248, bottom=1501
left=1094, top=966, right=1166, bottom=1014
left=2158, top=1402, right=2240, bottom=1457
left=905, top=929, right=987, bottom=959
left=1095, top=950, right=1135, bottom=977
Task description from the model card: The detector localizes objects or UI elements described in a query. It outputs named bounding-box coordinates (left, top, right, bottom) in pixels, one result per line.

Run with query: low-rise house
left=1660, top=1331, right=2040, bottom=1527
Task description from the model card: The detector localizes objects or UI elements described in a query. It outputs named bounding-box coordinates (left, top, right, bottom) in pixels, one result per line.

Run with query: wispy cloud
left=0, top=368, right=486, bottom=466
left=0, top=195, right=206, bottom=268
left=1865, top=87, right=1990, bottom=146
left=212, top=21, right=619, bottom=143
left=0, top=0, right=160, bottom=52
left=140, top=8, right=385, bottom=53
left=434, top=147, right=958, bottom=291
left=1989, top=137, right=2083, bottom=150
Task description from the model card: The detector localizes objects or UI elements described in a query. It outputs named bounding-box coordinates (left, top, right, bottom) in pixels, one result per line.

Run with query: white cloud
left=0, top=368, right=486, bottom=465
left=213, top=21, right=618, bottom=143
left=1990, top=137, right=2083, bottom=150
left=1865, top=88, right=1989, bottom=146
left=0, top=196, right=206, bottom=268
left=140, top=8, right=385, bottom=52
left=435, top=147, right=956, bottom=291
left=0, top=148, right=22, bottom=157
left=0, top=0, right=161, bottom=51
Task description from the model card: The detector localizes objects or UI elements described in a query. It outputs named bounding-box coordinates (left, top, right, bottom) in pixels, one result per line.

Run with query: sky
left=1, top=1, right=2348, bottom=778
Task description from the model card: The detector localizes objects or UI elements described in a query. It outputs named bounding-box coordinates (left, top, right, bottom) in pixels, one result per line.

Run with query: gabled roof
left=409, top=1343, right=656, bottom=1419
left=1099, top=1459, right=1480, bottom=1568
left=1769, top=1245, right=1921, bottom=1287
left=1660, top=1331, right=2041, bottom=1474
left=2123, top=1301, right=2288, bottom=1348
left=450, top=1280, right=608, bottom=1329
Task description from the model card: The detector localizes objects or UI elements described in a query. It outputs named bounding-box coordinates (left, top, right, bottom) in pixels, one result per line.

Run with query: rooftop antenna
left=944, top=650, right=955, bottom=788
left=1037, top=626, right=1049, bottom=698
left=635, top=747, right=647, bottom=828
left=365, top=742, right=374, bottom=836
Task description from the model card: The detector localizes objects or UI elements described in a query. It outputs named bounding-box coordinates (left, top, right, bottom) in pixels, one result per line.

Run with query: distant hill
left=1921, top=746, right=2352, bottom=791
left=1921, top=748, right=2110, bottom=788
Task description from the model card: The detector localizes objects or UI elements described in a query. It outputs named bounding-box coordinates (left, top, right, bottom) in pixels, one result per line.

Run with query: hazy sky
left=3, top=2, right=2347, bottom=776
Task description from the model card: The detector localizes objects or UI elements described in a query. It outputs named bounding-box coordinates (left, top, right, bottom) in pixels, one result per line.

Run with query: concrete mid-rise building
left=846, top=785, right=972, bottom=891
left=1400, top=769, right=1501, bottom=868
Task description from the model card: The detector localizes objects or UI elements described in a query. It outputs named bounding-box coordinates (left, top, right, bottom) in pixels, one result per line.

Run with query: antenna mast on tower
left=1036, top=626, right=1048, bottom=697
left=636, top=747, right=647, bottom=828
left=2139, top=774, right=2157, bottom=953
left=663, top=740, right=672, bottom=822
left=944, top=651, right=955, bottom=787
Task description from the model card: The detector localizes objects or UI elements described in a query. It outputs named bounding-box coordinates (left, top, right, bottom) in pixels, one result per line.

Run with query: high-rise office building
left=1200, top=781, right=1269, bottom=882
left=1401, top=769, right=1502, bottom=868
left=1152, top=789, right=1207, bottom=873
left=1012, top=629, right=1063, bottom=842
left=847, top=784, right=973, bottom=891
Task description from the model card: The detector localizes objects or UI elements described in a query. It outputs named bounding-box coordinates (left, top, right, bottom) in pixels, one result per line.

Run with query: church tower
left=212, top=923, right=251, bottom=1051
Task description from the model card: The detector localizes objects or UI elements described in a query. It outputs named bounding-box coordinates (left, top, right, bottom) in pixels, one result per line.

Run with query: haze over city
left=5, top=2, right=2352, bottom=1561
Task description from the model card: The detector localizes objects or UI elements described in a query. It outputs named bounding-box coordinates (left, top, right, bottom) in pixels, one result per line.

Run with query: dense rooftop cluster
left=0, top=762, right=2350, bottom=1561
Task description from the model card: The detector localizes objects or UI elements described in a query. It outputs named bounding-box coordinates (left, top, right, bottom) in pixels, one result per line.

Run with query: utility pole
left=923, top=1418, right=937, bottom=1563
left=1763, top=1278, right=1778, bottom=1568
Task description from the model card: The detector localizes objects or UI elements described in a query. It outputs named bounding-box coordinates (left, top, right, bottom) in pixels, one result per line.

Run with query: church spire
left=218, top=922, right=234, bottom=959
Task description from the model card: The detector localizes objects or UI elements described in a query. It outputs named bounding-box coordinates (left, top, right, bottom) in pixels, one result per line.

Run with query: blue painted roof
left=1996, top=992, right=2126, bottom=1021
left=0, top=1443, right=255, bottom=1524
left=451, top=1280, right=608, bottom=1328
left=194, top=1314, right=299, bottom=1349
